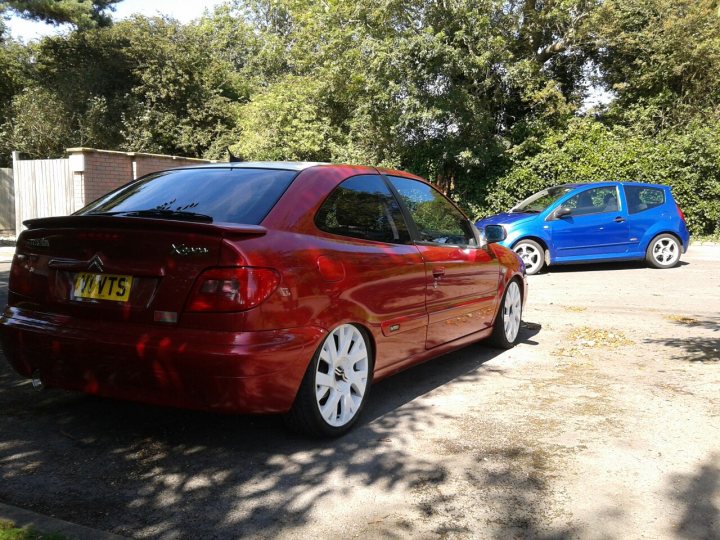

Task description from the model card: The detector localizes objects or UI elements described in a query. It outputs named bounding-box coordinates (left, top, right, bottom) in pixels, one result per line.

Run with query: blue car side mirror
left=485, top=224, right=507, bottom=244
left=553, top=206, right=572, bottom=219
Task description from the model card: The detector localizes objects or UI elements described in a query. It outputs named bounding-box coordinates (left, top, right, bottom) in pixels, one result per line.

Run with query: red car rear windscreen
left=76, top=168, right=297, bottom=224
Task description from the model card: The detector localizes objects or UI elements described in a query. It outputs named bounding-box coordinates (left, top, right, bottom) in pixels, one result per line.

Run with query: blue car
left=476, top=182, right=690, bottom=275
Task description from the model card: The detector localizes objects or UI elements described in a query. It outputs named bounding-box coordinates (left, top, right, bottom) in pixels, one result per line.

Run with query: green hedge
left=476, top=117, right=720, bottom=236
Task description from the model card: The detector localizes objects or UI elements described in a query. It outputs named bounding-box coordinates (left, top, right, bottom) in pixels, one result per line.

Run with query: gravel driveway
left=0, top=246, right=718, bottom=539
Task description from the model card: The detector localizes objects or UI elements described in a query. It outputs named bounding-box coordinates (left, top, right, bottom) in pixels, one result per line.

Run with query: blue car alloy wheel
left=512, top=239, right=545, bottom=275
left=475, top=182, right=690, bottom=275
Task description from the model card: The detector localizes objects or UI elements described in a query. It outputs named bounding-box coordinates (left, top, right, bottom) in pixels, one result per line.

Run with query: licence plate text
left=74, top=272, right=133, bottom=302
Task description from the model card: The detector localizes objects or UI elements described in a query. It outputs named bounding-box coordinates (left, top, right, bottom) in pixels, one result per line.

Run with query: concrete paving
left=0, top=246, right=718, bottom=538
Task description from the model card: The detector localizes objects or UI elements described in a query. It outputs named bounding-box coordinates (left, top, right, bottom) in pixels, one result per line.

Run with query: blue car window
left=565, top=186, right=620, bottom=216
left=624, top=186, right=665, bottom=214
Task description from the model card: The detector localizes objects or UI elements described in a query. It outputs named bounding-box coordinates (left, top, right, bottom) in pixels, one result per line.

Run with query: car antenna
left=227, top=147, right=243, bottom=163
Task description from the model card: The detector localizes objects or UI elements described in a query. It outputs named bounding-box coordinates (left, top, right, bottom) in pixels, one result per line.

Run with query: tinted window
left=564, top=186, right=619, bottom=216
left=388, top=177, right=476, bottom=246
left=315, top=175, right=410, bottom=244
left=624, top=186, right=665, bottom=214
left=77, top=168, right=296, bottom=224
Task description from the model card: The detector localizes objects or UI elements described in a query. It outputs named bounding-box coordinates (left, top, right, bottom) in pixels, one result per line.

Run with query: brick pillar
left=66, top=147, right=213, bottom=208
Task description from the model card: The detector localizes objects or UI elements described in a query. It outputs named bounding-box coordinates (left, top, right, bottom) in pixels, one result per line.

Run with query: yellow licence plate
left=73, top=272, right=133, bottom=302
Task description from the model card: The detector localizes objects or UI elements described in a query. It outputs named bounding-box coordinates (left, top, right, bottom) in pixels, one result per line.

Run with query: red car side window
left=388, top=176, right=477, bottom=247
left=315, top=175, right=411, bottom=244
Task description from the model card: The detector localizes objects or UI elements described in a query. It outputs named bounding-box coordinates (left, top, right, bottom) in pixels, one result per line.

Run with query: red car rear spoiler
left=23, top=215, right=267, bottom=238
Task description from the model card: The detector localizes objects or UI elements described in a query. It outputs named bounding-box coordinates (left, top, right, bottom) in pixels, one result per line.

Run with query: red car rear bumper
left=0, top=307, right=324, bottom=413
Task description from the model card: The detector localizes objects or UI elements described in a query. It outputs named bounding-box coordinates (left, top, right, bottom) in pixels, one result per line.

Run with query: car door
left=313, top=174, right=429, bottom=370
left=386, top=176, right=501, bottom=349
left=549, top=185, right=630, bottom=258
left=622, top=184, right=668, bottom=253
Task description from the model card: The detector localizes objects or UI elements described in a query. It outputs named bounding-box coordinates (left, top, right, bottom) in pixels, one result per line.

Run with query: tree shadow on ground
left=476, top=446, right=582, bottom=540
left=645, top=316, right=720, bottom=363
left=665, top=316, right=720, bottom=332
left=668, top=453, right=720, bottom=539
left=0, top=315, right=543, bottom=538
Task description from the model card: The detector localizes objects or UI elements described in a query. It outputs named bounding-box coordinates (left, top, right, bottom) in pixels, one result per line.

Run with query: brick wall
left=67, top=148, right=211, bottom=207
left=135, top=156, right=206, bottom=179
left=81, top=151, right=134, bottom=203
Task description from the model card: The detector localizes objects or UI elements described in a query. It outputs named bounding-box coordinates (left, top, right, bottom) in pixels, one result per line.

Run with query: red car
left=1, top=163, right=527, bottom=436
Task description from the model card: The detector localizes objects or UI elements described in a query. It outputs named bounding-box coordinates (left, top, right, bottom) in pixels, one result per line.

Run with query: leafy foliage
left=480, top=117, right=720, bottom=234
left=0, top=0, right=718, bottom=234
left=0, top=87, right=73, bottom=158
left=232, top=75, right=339, bottom=162
left=0, top=14, right=251, bottom=161
left=117, top=16, right=244, bottom=158
left=590, top=0, right=720, bottom=128
left=0, top=0, right=119, bottom=29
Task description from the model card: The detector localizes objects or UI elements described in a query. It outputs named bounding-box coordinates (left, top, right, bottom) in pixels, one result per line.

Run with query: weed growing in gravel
left=665, top=315, right=701, bottom=325
left=554, top=326, right=633, bottom=358
left=0, top=520, right=65, bottom=540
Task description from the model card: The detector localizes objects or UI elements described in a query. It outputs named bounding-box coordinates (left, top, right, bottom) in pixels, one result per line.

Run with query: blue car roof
left=555, top=181, right=670, bottom=190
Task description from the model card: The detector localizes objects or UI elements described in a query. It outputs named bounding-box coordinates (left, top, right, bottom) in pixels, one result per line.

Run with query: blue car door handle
left=614, top=216, right=625, bottom=223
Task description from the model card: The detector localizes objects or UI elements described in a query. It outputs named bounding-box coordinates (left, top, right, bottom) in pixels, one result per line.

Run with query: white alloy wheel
left=314, top=324, right=369, bottom=428
left=502, top=281, right=522, bottom=343
left=513, top=240, right=544, bottom=275
left=487, top=278, right=523, bottom=349
left=650, top=236, right=680, bottom=267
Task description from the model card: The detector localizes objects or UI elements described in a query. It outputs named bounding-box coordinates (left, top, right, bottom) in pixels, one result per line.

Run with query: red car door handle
left=432, top=267, right=445, bottom=278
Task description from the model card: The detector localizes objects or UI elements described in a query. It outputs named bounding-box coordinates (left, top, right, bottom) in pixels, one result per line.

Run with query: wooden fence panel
left=0, top=168, right=14, bottom=234
left=13, top=156, right=73, bottom=234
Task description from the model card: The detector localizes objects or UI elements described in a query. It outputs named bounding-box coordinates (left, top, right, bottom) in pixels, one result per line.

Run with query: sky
left=6, top=0, right=226, bottom=41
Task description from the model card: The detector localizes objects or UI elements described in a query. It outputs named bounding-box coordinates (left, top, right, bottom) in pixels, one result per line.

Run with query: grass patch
left=0, top=520, right=65, bottom=540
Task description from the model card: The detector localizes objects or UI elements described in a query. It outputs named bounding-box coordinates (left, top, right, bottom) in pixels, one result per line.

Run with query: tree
left=118, top=15, right=249, bottom=158
left=0, top=36, right=29, bottom=164
left=590, top=0, right=720, bottom=128
left=0, top=0, right=120, bottom=29
left=27, top=24, right=138, bottom=150
left=232, top=75, right=339, bottom=162
left=229, top=0, right=600, bottom=198
left=0, top=86, right=73, bottom=158
left=1, top=13, right=254, bottom=161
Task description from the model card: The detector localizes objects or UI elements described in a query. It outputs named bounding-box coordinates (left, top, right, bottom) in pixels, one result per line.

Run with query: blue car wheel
left=513, top=239, right=545, bottom=275
left=646, top=234, right=681, bottom=269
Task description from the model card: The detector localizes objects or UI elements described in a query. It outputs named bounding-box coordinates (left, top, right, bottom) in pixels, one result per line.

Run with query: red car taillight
left=8, top=254, right=35, bottom=297
left=186, top=267, right=280, bottom=312
left=676, top=203, right=686, bottom=222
